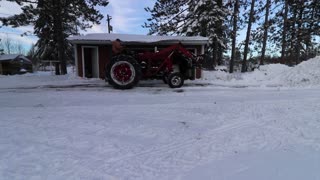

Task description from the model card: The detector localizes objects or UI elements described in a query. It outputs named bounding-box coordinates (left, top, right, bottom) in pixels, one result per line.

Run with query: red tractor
left=105, top=43, right=203, bottom=89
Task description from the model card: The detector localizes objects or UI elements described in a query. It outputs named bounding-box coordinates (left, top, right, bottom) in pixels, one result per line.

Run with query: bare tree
left=3, top=36, right=13, bottom=54
left=0, top=40, right=4, bottom=55
left=15, top=42, right=25, bottom=55
left=0, top=36, right=26, bottom=55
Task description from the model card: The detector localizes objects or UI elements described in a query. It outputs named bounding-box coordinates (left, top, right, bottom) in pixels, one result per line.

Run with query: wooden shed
left=0, top=54, right=33, bottom=75
left=68, top=33, right=208, bottom=79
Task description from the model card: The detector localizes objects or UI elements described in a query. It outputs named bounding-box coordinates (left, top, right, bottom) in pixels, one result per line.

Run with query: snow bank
left=243, top=64, right=290, bottom=83
left=0, top=67, right=102, bottom=89
left=202, top=56, right=320, bottom=88
left=280, top=56, right=320, bottom=87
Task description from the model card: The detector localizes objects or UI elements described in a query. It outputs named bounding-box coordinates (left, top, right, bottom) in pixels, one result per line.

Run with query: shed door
left=83, top=47, right=99, bottom=78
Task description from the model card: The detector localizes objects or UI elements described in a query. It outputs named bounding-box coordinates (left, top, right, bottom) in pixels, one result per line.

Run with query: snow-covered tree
left=1, top=0, right=109, bottom=74
left=267, top=0, right=320, bottom=65
left=226, top=0, right=240, bottom=73
left=145, top=0, right=228, bottom=68
left=241, top=0, right=256, bottom=72
left=260, top=0, right=271, bottom=65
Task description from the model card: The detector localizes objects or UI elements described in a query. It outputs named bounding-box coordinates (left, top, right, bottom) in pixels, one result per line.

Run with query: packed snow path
left=1, top=82, right=320, bottom=179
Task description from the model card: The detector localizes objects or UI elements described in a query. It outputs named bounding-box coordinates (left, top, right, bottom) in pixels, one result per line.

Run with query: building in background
left=0, top=54, right=33, bottom=75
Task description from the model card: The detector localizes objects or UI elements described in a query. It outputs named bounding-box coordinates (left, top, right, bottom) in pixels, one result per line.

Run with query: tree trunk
left=260, top=0, right=271, bottom=65
left=289, top=5, right=297, bottom=61
left=281, top=0, right=289, bottom=64
left=306, top=0, right=316, bottom=57
left=241, top=0, right=255, bottom=72
left=229, top=0, right=239, bottom=73
left=295, top=2, right=305, bottom=64
left=216, top=0, right=224, bottom=65
left=55, top=63, right=60, bottom=75
left=211, top=38, right=217, bottom=69
left=54, top=0, right=67, bottom=75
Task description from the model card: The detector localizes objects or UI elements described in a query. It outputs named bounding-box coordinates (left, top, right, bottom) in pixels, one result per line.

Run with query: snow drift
left=280, top=56, right=320, bottom=87
left=202, top=56, right=320, bottom=88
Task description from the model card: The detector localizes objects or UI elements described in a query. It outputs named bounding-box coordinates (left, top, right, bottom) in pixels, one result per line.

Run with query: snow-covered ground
left=1, top=57, right=320, bottom=180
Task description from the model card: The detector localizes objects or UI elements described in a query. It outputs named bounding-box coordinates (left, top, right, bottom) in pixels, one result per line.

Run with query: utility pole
left=107, top=15, right=113, bottom=33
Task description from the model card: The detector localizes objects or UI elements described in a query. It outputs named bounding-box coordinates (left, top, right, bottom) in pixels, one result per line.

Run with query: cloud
left=90, top=24, right=106, bottom=33
left=0, top=33, right=36, bottom=44
left=85, top=0, right=155, bottom=35
left=0, top=25, right=36, bottom=49
left=109, top=0, right=154, bottom=34
left=0, top=1, right=36, bottom=50
left=80, top=23, right=106, bottom=34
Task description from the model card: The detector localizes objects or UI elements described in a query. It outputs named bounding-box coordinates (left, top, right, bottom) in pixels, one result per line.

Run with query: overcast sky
left=0, top=0, right=156, bottom=52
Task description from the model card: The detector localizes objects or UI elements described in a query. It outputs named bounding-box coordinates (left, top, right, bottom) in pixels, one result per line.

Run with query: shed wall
left=98, top=46, right=111, bottom=78
left=76, top=44, right=203, bottom=79
left=77, top=46, right=83, bottom=77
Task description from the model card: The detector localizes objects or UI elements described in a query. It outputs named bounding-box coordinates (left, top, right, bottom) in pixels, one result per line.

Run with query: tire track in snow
left=106, top=120, right=258, bottom=164
left=101, top=120, right=260, bottom=179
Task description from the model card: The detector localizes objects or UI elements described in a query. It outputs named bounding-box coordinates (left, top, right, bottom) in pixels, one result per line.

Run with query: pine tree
left=268, top=0, right=319, bottom=64
left=144, top=0, right=189, bottom=35
left=260, top=0, right=271, bottom=65
left=305, top=0, right=320, bottom=58
left=145, top=0, right=228, bottom=69
left=241, top=0, right=255, bottom=72
left=288, top=0, right=320, bottom=63
left=187, top=0, right=228, bottom=67
left=228, top=0, right=240, bottom=73
left=1, top=0, right=109, bottom=75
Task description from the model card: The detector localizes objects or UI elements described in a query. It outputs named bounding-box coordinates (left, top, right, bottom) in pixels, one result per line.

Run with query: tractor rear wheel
left=168, top=72, right=184, bottom=88
left=106, top=55, right=141, bottom=89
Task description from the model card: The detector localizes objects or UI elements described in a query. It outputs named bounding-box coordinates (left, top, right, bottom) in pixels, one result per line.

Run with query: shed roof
left=68, top=33, right=209, bottom=45
left=0, top=54, right=20, bottom=61
left=0, top=54, right=31, bottom=63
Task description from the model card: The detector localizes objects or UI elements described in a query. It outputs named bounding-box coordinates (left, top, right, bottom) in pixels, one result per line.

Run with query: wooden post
left=107, top=15, right=112, bottom=34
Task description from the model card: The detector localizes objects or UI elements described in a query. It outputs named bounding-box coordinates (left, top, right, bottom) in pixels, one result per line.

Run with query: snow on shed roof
left=0, top=54, right=31, bottom=63
left=68, top=33, right=209, bottom=45
left=0, top=54, right=20, bottom=61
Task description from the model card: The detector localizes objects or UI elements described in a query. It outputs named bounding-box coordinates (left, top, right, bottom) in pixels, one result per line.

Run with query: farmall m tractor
left=105, top=43, right=203, bottom=89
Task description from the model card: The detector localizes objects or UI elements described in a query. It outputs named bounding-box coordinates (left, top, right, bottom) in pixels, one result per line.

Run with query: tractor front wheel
left=106, top=55, right=141, bottom=89
left=168, top=72, right=184, bottom=88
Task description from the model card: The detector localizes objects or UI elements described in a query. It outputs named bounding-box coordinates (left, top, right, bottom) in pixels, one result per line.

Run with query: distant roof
left=0, top=54, right=20, bottom=61
left=68, top=33, right=209, bottom=45
left=0, top=54, right=31, bottom=63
